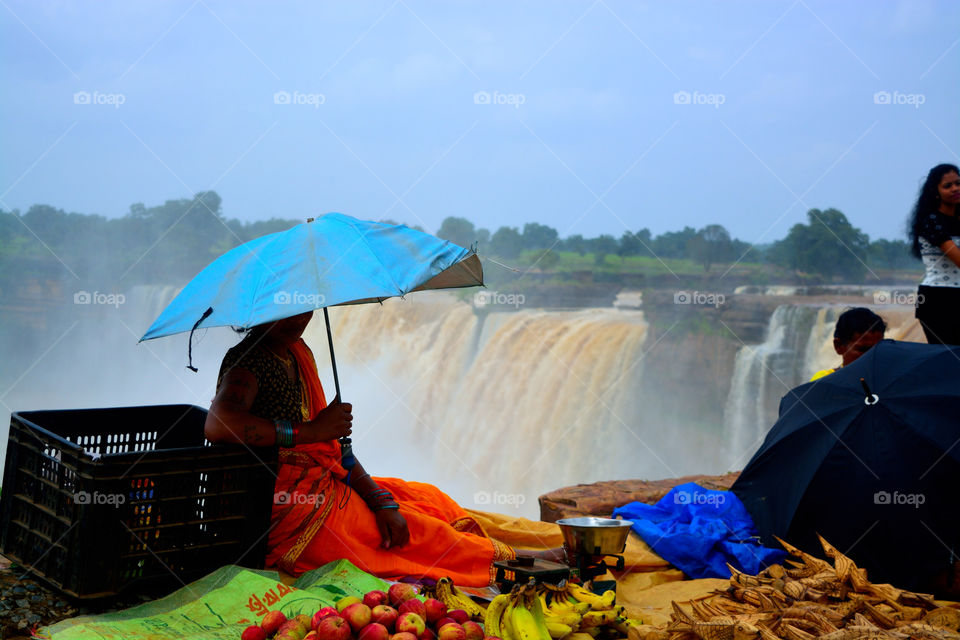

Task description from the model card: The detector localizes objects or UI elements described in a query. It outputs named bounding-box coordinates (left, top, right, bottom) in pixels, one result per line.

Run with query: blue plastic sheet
left=612, top=482, right=786, bottom=579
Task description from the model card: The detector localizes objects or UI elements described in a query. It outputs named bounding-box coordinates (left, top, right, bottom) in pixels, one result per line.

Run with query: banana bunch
left=436, top=576, right=486, bottom=620
left=487, top=580, right=639, bottom=640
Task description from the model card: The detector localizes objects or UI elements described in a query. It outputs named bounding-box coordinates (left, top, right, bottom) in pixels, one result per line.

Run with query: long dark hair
left=907, top=163, right=959, bottom=258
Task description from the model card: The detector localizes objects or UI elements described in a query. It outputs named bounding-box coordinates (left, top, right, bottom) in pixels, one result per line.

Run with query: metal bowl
left=555, top=517, right=634, bottom=555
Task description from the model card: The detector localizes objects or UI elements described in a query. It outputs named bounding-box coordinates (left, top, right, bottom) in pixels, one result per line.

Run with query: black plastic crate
left=0, top=404, right=278, bottom=599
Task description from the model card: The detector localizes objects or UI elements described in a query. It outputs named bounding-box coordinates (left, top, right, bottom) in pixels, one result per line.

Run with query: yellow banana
left=580, top=608, right=624, bottom=628
left=511, top=597, right=546, bottom=640
left=437, top=577, right=485, bottom=618
left=547, top=598, right=591, bottom=616
left=566, top=584, right=608, bottom=609
left=485, top=594, right=511, bottom=638
left=545, top=611, right=582, bottom=627
left=599, top=591, right=616, bottom=609
left=546, top=622, right=574, bottom=639
left=502, top=596, right=520, bottom=640
left=526, top=587, right=554, bottom=640
left=613, top=619, right=645, bottom=635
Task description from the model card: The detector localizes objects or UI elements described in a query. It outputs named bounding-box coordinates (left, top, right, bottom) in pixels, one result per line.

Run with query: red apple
left=337, top=596, right=363, bottom=613
left=312, top=607, right=340, bottom=630
left=438, top=623, right=466, bottom=640
left=360, top=622, right=391, bottom=640
left=262, top=610, right=288, bottom=636
left=422, top=598, right=447, bottom=624
left=242, top=625, right=268, bottom=640
left=392, top=634, right=419, bottom=640
left=435, top=617, right=456, bottom=629
left=420, top=627, right=437, bottom=640
left=372, top=605, right=399, bottom=629
left=398, top=599, right=426, bottom=620
left=276, top=619, right=309, bottom=640
left=396, top=612, right=426, bottom=637
left=389, top=583, right=418, bottom=607
left=484, top=637, right=503, bottom=640
left=448, top=610, right=469, bottom=625
left=343, top=603, right=373, bottom=632
left=316, top=616, right=353, bottom=640
left=462, top=621, right=484, bottom=640
left=364, top=590, right=389, bottom=608
left=305, top=633, right=319, bottom=640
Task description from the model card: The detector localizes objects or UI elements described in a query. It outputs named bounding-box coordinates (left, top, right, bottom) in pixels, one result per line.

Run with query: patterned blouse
left=918, top=210, right=960, bottom=288
left=216, top=338, right=312, bottom=422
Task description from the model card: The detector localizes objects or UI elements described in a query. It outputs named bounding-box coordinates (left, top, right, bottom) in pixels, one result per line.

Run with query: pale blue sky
left=2, top=0, right=958, bottom=244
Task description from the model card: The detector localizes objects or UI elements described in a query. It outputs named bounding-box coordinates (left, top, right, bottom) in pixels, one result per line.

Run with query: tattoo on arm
left=244, top=424, right=265, bottom=445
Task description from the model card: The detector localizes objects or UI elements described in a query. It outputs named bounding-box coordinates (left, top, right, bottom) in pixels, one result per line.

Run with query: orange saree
left=264, top=340, right=514, bottom=586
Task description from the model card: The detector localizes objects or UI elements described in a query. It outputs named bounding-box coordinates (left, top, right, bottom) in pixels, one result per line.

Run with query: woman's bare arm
left=204, top=367, right=354, bottom=445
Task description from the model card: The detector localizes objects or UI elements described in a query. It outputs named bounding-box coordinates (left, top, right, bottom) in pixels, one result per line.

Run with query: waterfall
left=722, top=303, right=923, bottom=469
left=304, top=295, right=651, bottom=516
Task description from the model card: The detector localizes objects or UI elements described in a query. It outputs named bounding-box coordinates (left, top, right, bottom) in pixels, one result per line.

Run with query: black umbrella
left=732, top=340, right=960, bottom=594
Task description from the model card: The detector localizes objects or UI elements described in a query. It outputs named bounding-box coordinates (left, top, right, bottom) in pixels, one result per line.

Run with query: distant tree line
left=0, top=191, right=919, bottom=296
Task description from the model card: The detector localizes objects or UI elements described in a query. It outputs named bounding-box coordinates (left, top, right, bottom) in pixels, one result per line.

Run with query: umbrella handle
left=324, top=307, right=356, bottom=470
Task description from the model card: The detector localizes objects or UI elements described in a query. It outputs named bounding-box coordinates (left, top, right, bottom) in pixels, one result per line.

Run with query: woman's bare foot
left=515, top=547, right=567, bottom=564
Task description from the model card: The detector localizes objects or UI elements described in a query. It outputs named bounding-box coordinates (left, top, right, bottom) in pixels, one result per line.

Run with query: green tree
left=521, top=222, right=559, bottom=251
left=686, top=224, right=733, bottom=272
left=652, top=226, right=697, bottom=259
left=772, top=208, right=869, bottom=280
left=536, top=249, right=560, bottom=271
left=490, top=226, right=523, bottom=259
left=436, top=216, right=477, bottom=248
left=589, top=234, right=618, bottom=266
left=562, top=234, right=588, bottom=255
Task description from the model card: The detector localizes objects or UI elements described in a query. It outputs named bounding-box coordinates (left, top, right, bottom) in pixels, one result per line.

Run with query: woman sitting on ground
left=809, top=307, right=886, bottom=381
left=204, top=311, right=562, bottom=585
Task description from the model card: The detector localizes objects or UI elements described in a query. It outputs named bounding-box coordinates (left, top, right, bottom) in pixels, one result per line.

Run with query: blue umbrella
left=140, top=211, right=482, bottom=396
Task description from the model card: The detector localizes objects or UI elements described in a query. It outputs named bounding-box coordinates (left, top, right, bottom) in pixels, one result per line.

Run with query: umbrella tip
left=307, top=217, right=315, bottom=223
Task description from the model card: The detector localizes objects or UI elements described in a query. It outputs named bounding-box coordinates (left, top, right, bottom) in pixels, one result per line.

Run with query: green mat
left=40, top=560, right=389, bottom=639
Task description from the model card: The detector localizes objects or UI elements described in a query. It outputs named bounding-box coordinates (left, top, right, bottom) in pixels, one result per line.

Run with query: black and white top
left=918, top=211, right=960, bottom=288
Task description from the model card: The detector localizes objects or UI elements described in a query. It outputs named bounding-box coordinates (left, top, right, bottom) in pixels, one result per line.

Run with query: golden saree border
left=277, top=475, right=341, bottom=574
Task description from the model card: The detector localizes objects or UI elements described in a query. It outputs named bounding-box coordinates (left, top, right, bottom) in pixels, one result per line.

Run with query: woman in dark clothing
left=907, top=163, right=960, bottom=345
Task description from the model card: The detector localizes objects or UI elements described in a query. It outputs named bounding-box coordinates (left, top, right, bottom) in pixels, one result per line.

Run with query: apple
left=422, top=598, right=447, bottom=624
left=262, top=610, right=288, bottom=636
left=297, top=615, right=314, bottom=631
left=343, top=603, right=373, bottom=632
left=397, top=612, right=426, bottom=637
left=435, top=617, right=456, bottom=629
left=420, top=627, right=437, bottom=640
left=360, top=622, right=392, bottom=640
left=305, top=633, right=319, bottom=640
left=364, top=590, right=389, bottom=608
left=312, top=607, right=340, bottom=630
left=337, top=596, right=363, bottom=613
left=388, top=583, right=418, bottom=607
left=392, top=633, right=419, bottom=640
left=242, top=625, right=268, bottom=640
left=398, top=599, right=426, bottom=620
left=372, top=605, right=399, bottom=629
left=484, top=637, right=504, bottom=640
left=316, top=615, right=353, bottom=640
left=276, top=619, right=309, bottom=640
left=448, top=610, right=470, bottom=625
left=438, top=623, right=466, bottom=640
left=462, top=621, right=484, bottom=640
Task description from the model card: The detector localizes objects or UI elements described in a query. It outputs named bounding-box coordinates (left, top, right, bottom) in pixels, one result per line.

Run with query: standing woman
left=908, top=163, right=960, bottom=345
